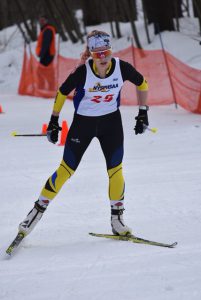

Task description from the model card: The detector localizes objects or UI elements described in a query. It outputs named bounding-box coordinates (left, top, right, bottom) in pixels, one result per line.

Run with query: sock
left=37, top=195, right=51, bottom=208
left=110, top=199, right=124, bottom=211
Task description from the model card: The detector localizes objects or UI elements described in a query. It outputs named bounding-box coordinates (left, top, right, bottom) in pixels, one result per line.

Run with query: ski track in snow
left=0, top=95, right=201, bottom=300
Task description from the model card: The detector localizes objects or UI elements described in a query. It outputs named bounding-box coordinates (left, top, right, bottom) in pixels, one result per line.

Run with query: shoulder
left=66, top=63, right=87, bottom=84
left=119, top=59, right=134, bottom=72
left=72, top=63, right=87, bottom=77
left=59, top=64, right=86, bottom=95
left=43, top=27, right=53, bottom=38
left=43, top=25, right=55, bottom=34
left=119, top=59, right=144, bottom=85
left=48, top=25, right=56, bottom=30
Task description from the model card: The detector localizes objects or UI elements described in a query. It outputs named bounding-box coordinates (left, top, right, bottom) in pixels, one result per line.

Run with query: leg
left=19, top=159, right=75, bottom=235
left=19, top=114, right=95, bottom=235
left=38, top=115, right=94, bottom=204
left=98, top=110, right=132, bottom=235
left=38, top=159, right=75, bottom=204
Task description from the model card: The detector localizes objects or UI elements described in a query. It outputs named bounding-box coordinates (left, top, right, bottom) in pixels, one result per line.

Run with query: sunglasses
left=90, top=49, right=112, bottom=60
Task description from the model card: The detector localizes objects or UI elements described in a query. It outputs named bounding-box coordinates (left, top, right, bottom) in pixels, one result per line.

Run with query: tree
left=141, top=0, right=151, bottom=43
left=193, top=0, right=201, bottom=33
left=122, top=0, right=142, bottom=48
left=143, top=0, right=182, bottom=33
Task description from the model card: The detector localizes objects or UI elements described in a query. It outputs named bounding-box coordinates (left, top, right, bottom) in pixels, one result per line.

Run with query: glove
left=134, top=108, right=149, bottom=135
left=47, top=115, right=62, bottom=144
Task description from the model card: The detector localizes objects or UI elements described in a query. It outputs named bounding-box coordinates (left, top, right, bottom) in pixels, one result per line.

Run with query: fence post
left=27, top=41, right=35, bottom=95
left=158, top=25, right=178, bottom=109
left=131, top=37, right=136, bottom=67
left=56, top=34, right=61, bottom=90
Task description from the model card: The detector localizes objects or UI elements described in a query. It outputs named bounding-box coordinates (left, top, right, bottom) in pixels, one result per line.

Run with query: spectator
left=35, top=16, right=56, bottom=66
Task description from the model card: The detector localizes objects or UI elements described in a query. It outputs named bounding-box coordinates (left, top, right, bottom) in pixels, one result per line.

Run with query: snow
left=0, top=12, right=201, bottom=300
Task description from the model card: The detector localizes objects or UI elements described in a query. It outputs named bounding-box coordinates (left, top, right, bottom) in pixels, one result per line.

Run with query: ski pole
left=11, top=131, right=47, bottom=137
left=143, top=126, right=158, bottom=133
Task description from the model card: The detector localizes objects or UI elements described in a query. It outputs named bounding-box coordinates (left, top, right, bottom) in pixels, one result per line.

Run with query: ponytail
left=79, top=47, right=91, bottom=64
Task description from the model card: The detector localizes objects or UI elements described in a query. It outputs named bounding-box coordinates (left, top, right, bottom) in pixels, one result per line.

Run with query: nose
left=99, top=53, right=106, bottom=59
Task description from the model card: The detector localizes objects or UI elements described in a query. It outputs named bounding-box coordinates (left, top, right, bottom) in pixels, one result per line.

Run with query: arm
left=120, top=60, right=149, bottom=134
left=136, top=78, right=148, bottom=107
left=40, top=29, right=53, bottom=58
left=52, top=91, right=66, bottom=117
left=135, top=80, right=149, bottom=135
left=120, top=59, right=149, bottom=105
left=47, top=90, right=69, bottom=144
left=51, top=64, right=86, bottom=116
left=47, top=65, right=86, bottom=143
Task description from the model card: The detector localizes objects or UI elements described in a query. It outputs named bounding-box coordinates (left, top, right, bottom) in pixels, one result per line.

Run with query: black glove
left=134, top=108, right=149, bottom=135
left=47, top=115, right=62, bottom=144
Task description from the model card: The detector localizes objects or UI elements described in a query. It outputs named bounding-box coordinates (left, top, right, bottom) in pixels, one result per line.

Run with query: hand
left=47, top=115, right=62, bottom=144
left=134, top=108, right=149, bottom=135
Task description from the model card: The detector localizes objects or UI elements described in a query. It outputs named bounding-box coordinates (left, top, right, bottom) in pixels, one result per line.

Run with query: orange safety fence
left=18, top=44, right=201, bottom=114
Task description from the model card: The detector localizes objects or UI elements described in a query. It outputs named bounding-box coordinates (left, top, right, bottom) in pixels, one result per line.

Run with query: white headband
left=87, top=34, right=111, bottom=51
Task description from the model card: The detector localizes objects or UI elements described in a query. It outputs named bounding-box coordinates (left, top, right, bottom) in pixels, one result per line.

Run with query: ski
left=89, top=233, right=177, bottom=248
left=6, top=232, right=25, bottom=256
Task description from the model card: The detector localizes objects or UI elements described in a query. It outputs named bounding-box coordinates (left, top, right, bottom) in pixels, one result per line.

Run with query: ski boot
left=111, top=208, right=132, bottom=236
left=18, top=200, right=46, bottom=236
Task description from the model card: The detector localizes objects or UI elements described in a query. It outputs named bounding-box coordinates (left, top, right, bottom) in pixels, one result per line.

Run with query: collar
left=92, top=61, right=112, bottom=76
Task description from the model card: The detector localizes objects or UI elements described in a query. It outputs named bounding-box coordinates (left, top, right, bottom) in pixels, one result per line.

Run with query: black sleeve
left=40, top=29, right=53, bottom=58
left=59, top=64, right=87, bottom=95
left=120, top=60, right=144, bottom=86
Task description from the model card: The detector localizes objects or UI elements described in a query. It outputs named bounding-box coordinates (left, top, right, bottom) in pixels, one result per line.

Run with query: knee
left=57, top=159, right=74, bottom=178
left=54, top=160, right=74, bottom=187
left=108, top=163, right=125, bottom=200
left=41, top=160, right=74, bottom=200
left=48, top=160, right=74, bottom=192
left=109, top=146, right=124, bottom=170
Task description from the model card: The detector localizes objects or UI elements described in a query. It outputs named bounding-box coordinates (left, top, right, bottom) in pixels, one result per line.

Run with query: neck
left=98, top=70, right=107, bottom=78
left=93, top=61, right=112, bottom=78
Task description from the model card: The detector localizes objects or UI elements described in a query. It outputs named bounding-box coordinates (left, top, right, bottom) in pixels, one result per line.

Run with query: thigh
left=98, top=111, right=124, bottom=169
left=63, top=114, right=96, bottom=170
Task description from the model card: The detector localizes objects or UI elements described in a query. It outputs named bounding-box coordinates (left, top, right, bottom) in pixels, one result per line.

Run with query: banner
left=18, top=45, right=201, bottom=114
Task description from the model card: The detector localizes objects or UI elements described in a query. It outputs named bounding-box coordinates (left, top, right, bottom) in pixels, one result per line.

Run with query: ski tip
left=89, top=232, right=104, bottom=237
left=5, top=249, right=12, bottom=257
left=169, top=242, right=178, bottom=248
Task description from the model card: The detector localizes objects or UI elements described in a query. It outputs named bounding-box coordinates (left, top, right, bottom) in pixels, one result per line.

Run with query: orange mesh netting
left=18, top=45, right=201, bottom=114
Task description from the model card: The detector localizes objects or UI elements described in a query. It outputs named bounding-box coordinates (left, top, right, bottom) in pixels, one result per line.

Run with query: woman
left=19, top=30, right=149, bottom=238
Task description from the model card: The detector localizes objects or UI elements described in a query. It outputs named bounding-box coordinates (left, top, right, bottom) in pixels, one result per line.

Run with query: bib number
left=91, top=94, right=114, bottom=103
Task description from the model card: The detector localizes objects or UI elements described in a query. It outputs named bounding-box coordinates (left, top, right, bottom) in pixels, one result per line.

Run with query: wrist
left=139, top=105, right=149, bottom=111
left=50, top=115, right=59, bottom=123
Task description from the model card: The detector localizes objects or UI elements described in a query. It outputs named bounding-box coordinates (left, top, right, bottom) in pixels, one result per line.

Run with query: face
left=39, top=17, right=48, bottom=28
left=90, top=47, right=112, bottom=70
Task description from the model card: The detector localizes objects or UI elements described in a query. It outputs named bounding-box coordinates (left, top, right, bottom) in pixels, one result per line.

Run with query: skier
left=19, top=30, right=149, bottom=238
